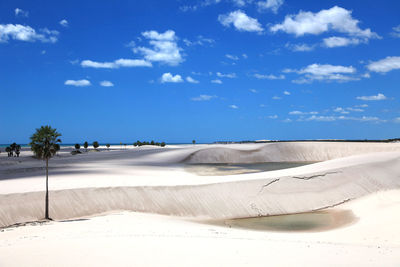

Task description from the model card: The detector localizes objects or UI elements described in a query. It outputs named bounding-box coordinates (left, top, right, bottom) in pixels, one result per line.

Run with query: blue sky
left=1, top=0, right=400, bottom=144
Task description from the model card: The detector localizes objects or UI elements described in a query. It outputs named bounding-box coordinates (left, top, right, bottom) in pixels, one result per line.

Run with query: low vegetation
left=133, top=140, right=166, bottom=147
left=5, top=142, right=21, bottom=157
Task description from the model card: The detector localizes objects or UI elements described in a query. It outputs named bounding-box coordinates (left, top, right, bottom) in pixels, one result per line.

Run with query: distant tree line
left=5, top=143, right=22, bottom=157
left=133, top=140, right=166, bottom=147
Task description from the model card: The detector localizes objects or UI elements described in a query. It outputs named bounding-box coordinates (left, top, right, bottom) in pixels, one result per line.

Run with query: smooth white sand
left=1, top=142, right=400, bottom=266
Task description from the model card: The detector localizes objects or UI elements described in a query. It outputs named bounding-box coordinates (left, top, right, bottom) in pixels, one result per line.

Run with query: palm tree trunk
left=45, top=158, right=49, bottom=220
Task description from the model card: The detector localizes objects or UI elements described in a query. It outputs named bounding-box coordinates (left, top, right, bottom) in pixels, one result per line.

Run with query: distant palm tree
left=93, top=141, right=99, bottom=150
left=29, top=125, right=61, bottom=220
left=192, top=140, right=196, bottom=145
left=84, top=141, right=89, bottom=152
left=106, top=143, right=110, bottom=150
left=5, top=146, right=11, bottom=157
left=75, top=143, right=81, bottom=151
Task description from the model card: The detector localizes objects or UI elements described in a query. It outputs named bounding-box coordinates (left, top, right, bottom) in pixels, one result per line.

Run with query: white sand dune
left=1, top=142, right=400, bottom=266
left=1, top=142, right=400, bottom=227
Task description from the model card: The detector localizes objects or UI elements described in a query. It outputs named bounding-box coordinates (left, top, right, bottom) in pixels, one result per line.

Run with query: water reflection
left=212, top=210, right=357, bottom=232
left=185, top=162, right=315, bottom=176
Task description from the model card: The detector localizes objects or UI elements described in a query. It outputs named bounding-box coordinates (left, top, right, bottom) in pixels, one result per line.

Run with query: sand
left=0, top=142, right=400, bottom=266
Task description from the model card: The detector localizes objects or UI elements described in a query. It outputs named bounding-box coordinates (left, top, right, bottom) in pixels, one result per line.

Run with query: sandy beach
left=1, top=142, right=400, bottom=266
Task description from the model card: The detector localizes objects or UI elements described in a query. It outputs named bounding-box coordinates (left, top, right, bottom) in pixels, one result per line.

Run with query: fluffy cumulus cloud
left=356, top=93, right=387, bottom=101
left=254, top=73, right=285, bottom=80
left=0, top=24, right=58, bottom=43
left=81, top=59, right=152, bottom=68
left=186, top=76, right=199, bottom=83
left=257, top=0, right=284, bottom=13
left=229, top=104, right=239, bottom=109
left=270, top=6, right=378, bottom=39
left=59, top=19, right=68, bottom=27
left=160, top=73, right=183, bottom=83
left=218, top=10, right=263, bottom=32
left=133, top=30, right=183, bottom=66
left=367, top=56, right=400, bottom=73
left=64, top=79, right=91, bottom=87
left=285, top=63, right=358, bottom=83
left=100, top=81, right=114, bottom=87
left=14, top=8, right=29, bottom=17
left=191, top=94, right=217, bottom=101
left=322, top=36, right=363, bottom=48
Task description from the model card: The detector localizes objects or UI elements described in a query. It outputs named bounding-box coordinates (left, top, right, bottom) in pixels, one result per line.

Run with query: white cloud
left=161, top=73, right=183, bottom=83
left=254, top=73, right=285, bottom=80
left=229, top=104, right=239, bottom=109
left=367, top=56, right=400, bottom=73
left=249, top=89, right=258, bottom=93
left=0, top=24, right=58, bottom=43
left=270, top=6, right=379, bottom=41
left=242, top=53, right=248, bottom=59
left=286, top=63, right=358, bottom=83
left=191, top=94, right=217, bottom=101
left=283, top=90, right=290, bottom=95
left=394, top=117, right=400, bottom=123
left=100, top=81, right=114, bottom=87
left=285, top=43, right=315, bottom=52
left=268, top=115, right=278, bottom=119
left=65, top=79, right=91, bottom=87
left=391, top=25, right=400, bottom=38
left=225, top=54, right=239, bottom=60
left=186, top=76, right=199, bottom=83
left=283, top=118, right=292, bottom=123
left=218, top=10, right=263, bottom=32
left=272, top=96, right=281, bottom=100
left=133, top=30, right=183, bottom=66
left=257, top=0, right=284, bottom=13
left=183, top=35, right=215, bottom=46
left=356, top=93, right=387, bottom=101
left=211, top=79, right=223, bottom=84
left=59, top=19, right=68, bottom=27
left=14, top=8, right=28, bottom=17
left=180, top=0, right=222, bottom=12
left=322, top=36, right=363, bottom=48
left=355, top=104, right=368, bottom=108
left=302, top=115, right=381, bottom=122
left=289, top=110, right=318, bottom=115
left=333, top=107, right=350, bottom=114
left=81, top=59, right=152, bottom=68
left=217, top=72, right=237, bottom=78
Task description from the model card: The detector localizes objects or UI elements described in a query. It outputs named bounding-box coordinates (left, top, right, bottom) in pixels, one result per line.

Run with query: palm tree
left=93, top=141, right=99, bottom=150
left=106, top=143, right=110, bottom=150
left=74, top=143, right=81, bottom=151
left=5, top=146, right=11, bottom=157
left=29, top=125, right=61, bottom=220
left=84, top=141, right=89, bottom=152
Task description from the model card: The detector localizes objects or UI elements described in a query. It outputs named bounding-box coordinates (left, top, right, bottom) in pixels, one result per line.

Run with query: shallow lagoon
left=185, top=162, right=315, bottom=176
